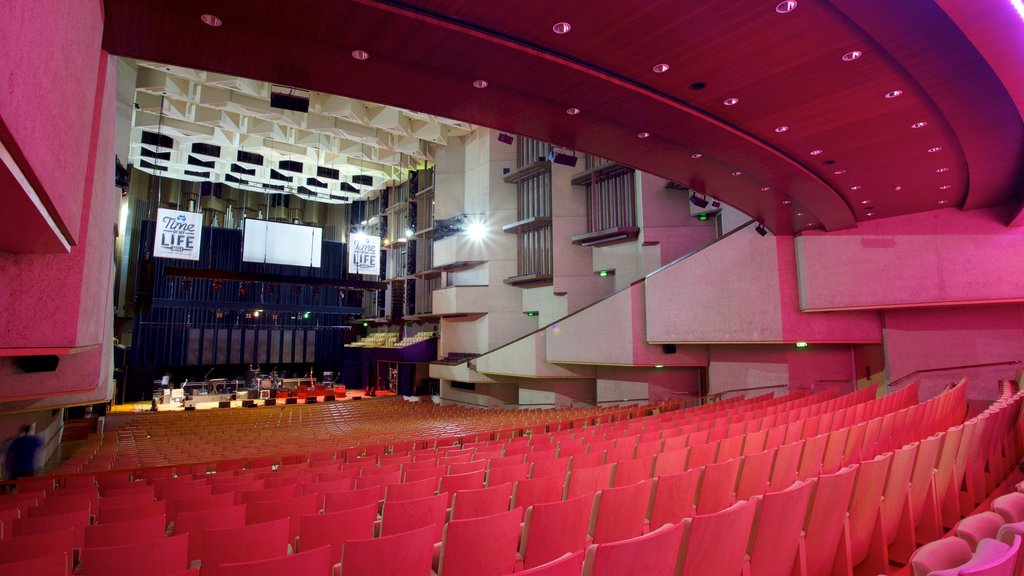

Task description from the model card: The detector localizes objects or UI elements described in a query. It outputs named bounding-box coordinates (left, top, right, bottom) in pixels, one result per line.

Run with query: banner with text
left=154, top=208, right=203, bottom=261
left=348, top=232, right=381, bottom=275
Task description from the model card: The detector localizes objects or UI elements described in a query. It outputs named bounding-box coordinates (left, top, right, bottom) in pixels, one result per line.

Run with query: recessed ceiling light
left=851, top=185, right=862, bottom=191
left=809, top=149, right=823, bottom=156
left=652, top=63, right=670, bottom=73
left=776, top=1, right=798, bottom=14
left=937, top=200, right=948, bottom=205
left=566, top=107, right=580, bottom=115
left=911, top=121, right=928, bottom=129
left=860, top=200, right=870, bottom=204
left=936, top=167, right=950, bottom=173
left=552, top=22, right=572, bottom=34
left=690, top=152, right=703, bottom=159
left=731, top=171, right=743, bottom=176
left=723, top=97, right=739, bottom=106
left=351, top=50, right=370, bottom=60
left=796, top=212, right=805, bottom=216
left=637, top=131, right=650, bottom=139
left=472, top=79, right=489, bottom=89
left=761, top=186, right=771, bottom=191
left=894, top=185, right=902, bottom=191
left=939, top=185, right=952, bottom=190
left=842, top=50, right=863, bottom=62
left=866, top=212, right=874, bottom=216
left=885, top=90, right=903, bottom=99
left=775, top=125, right=789, bottom=133
left=928, top=147, right=942, bottom=153
left=782, top=200, right=792, bottom=205
left=807, top=223, right=816, bottom=227
left=200, top=14, right=222, bottom=27
left=833, top=169, right=847, bottom=175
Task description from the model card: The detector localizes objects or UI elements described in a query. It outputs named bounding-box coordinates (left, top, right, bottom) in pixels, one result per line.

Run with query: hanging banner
left=348, top=232, right=381, bottom=275
left=154, top=208, right=203, bottom=261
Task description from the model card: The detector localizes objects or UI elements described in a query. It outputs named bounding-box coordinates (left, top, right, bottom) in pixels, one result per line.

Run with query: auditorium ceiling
left=102, top=0, right=1024, bottom=233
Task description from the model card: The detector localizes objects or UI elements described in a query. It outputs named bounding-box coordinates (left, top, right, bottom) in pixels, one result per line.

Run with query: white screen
left=242, top=219, right=323, bottom=267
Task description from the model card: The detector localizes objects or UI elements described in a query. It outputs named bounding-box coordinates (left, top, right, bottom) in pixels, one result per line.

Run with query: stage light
left=795, top=341, right=808, bottom=348
left=254, top=310, right=261, bottom=318
left=655, top=365, right=665, bottom=369
left=690, top=194, right=709, bottom=208
left=497, top=133, right=514, bottom=145
left=466, top=221, right=487, bottom=240
left=755, top=223, right=768, bottom=236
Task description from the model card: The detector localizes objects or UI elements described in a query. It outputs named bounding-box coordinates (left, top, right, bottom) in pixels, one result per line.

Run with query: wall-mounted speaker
left=662, top=344, right=677, bottom=354
left=269, top=92, right=309, bottom=113
left=18, top=355, right=60, bottom=373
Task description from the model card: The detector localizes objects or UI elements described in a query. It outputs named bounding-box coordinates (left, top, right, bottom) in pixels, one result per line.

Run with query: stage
left=110, top=388, right=395, bottom=413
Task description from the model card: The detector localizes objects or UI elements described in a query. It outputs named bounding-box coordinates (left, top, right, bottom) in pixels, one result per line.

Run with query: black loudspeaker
left=546, top=151, right=579, bottom=167
left=18, top=355, right=60, bottom=373
left=135, top=259, right=156, bottom=315
left=306, top=397, right=317, bottom=404
left=218, top=401, right=231, bottom=408
left=285, top=398, right=297, bottom=404
left=242, top=400, right=256, bottom=408
left=184, top=406, right=196, bottom=411
left=324, top=395, right=336, bottom=402
left=662, top=344, right=677, bottom=354
left=269, top=92, right=309, bottom=113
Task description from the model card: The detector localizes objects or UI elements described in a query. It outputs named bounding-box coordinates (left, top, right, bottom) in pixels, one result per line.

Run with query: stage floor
left=109, top=389, right=395, bottom=413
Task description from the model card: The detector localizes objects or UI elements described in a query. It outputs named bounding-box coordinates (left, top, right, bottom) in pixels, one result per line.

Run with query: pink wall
left=639, top=173, right=717, bottom=265
left=0, top=0, right=105, bottom=245
left=0, top=49, right=116, bottom=411
left=708, top=344, right=856, bottom=395
left=797, top=207, right=1024, bottom=310
left=882, top=304, right=1024, bottom=401
left=595, top=365, right=702, bottom=402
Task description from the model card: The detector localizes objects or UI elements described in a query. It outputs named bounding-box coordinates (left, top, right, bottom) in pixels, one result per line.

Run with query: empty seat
left=513, top=475, right=565, bottom=511
left=695, top=457, right=739, bottom=514
left=611, top=455, right=654, bottom=488
left=748, top=480, right=814, bottom=576
left=437, top=508, right=523, bottom=576
left=910, top=535, right=1014, bottom=576
left=993, top=492, right=1024, bottom=524
left=13, top=509, right=89, bottom=550
left=245, top=493, right=318, bottom=542
left=173, top=503, right=246, bottom=562
left=341, top=525, right=436, bottom=576
left=97, top=499, right=166, bottom=523
left=380, top=492, right=448, bottom=542
left=677, top=499, right=757, bottom=576
left=650, top=467, right=702, bottom=528
left=565, top=463, right=614, bottom=499
left=520, top=493, right=596, bottom=570
left=487, top=462, right=531, bottom=487
left=198, top=517, right=291, bottom=576
left=0, top=551, right=68, bottom=576
left=78, top=533, right=190, bottom=576
left=439, top=470, right=487, bottom=506
left=502, top=550, right=584, bottom=576
left=803, top=465, right=858, bottom=576
left=957, top=512, right=1006, bottom=551
left=451, top=482, right=514, bottom=520
left=298, top=502, right=376, bottom=564
left=0, top=527, right=74, bottom=566
left=591, top=479, right=653, bottom=544
left=581, top=521, right=684, bottom=576
left=324, top=485, right=382, bottom=513
left=85, top=514, right=167, bottom=548
left=217, top=544, right=332, bottom=576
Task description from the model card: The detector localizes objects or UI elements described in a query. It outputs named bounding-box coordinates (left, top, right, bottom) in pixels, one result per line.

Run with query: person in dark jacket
left=6, top=425, right=43, bottom=479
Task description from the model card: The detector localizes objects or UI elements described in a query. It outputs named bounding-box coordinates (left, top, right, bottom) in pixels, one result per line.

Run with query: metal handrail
left=888, top=360, right=1022, bottom=388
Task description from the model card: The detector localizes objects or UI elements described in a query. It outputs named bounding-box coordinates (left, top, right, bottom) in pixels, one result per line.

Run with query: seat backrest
left=385, top=477, right=439, bottom=503
left=880, top=442, right=918, bottom=544
left=957, top=512, right=1007, bottom=551
left=592, top=479, right=653, bottom=544
left=736, top=448, right=776, bottom=501
left=96, top=499, right=166, bottom=524
left=611, top=455, right=654, bottom=488
left=323, top=485, right=382, bottom=513
left=85, top=514, right=167, bottom=548
left=566, top=463, right=614, bottom=499
left=78, top=533, right=189, bottom=576
left=909, top=433, right=943, bottom=525
left=677, top=499, right=758, bottom=576
left=297, top=502, right=376, bottom=565
left=530, top=459, right=569, bottom=482
left=748, top=480, right=815, bottom=576
left=340, top=525, right=435, bottom=576
left=0, top=551, right=68, bottom=576
left=166, top=491, right=231, bottom=524
left=686, top=441, right=718, bottom=470
left=99, top=492, right=156, bottom=510
left=173, top=503, right=246, bottom=561
left=13, top=509, right=89, bottom=550
left=797, top=434, right=828, bottom=480
left=199, top=517, right=290, bottom=576
left=217, top=544, right=331, bottom=576
left=513, top=475, right=565, bottom=511
left=380, top=492, right=448, bottom=542
left=652, top=448, right=688, bottom=477
left=438, top=507, right=523, bottom=576
left=769, top=440, right=803, bottom=491
left=0, top=526, right=74, bottom=565
left=581, top=521, right=684, bottom=576
left=695, top=457, right=739, bottom=515
left=992, top=492, right=1024, bottom=524
left=650, top=468, right=702, bottom=528
left=512, top=550, right=585, bottom=576
left=848, top=452, right=894, bottom=566
left=521, top=493, right=596, bottom=570
left=439, top=470, right=487, bottom=507
left=804, top=465, right=858, bottom=576
left=451, top=482, right=514, bottom=521
left=487, top=462, right=530, bottom=487
left=245, top=494, right=318, bottom=541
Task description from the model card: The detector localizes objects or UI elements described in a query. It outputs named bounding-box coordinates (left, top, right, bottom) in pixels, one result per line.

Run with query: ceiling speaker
left=269, top=92, right=309, bottom=113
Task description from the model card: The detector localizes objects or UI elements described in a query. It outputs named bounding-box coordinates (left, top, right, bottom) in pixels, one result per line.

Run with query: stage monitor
left=242, top=218, right=323, bottom=267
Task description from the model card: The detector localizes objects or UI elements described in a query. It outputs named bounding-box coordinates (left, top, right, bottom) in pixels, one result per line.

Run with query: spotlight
left=547, top=150, right=579, bottom=167
left=690, top=194, right=709, bottom=209
left=755, top=223, right=768, bottom=236
left=466, top=221, right=487, bottom=240
left=497, top=133, right=514, bottom=145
